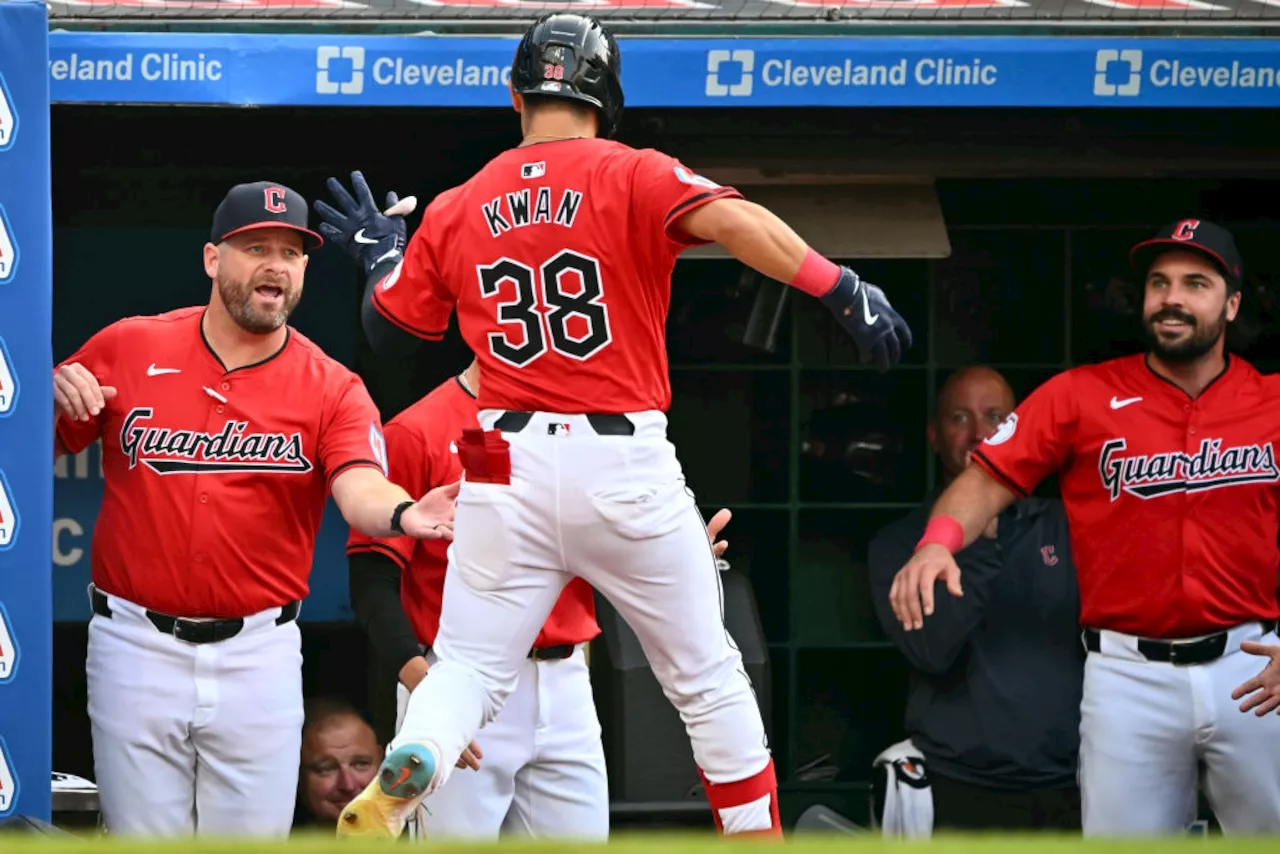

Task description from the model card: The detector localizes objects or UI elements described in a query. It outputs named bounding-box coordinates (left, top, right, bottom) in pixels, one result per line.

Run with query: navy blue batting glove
left=819, top=267, right=914, bottom=372
left=314, top=171, right=409, bottom=275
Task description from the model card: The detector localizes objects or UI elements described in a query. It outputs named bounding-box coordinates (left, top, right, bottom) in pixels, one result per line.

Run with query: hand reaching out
left=706, top=508, right=731, bottom=558
left=397, top=481, right=459, bottom=540
left=1233, top=641, right=1280, bottom=716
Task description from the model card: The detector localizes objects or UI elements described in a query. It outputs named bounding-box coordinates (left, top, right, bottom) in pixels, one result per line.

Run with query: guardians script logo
left=120, top=408, right=313, bottom=475
left=1098, top=437, right=1280, bottom=501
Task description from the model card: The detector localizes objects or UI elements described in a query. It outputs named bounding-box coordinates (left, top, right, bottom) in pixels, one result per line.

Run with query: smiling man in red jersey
left=890, top=218, right=1280, bottom=837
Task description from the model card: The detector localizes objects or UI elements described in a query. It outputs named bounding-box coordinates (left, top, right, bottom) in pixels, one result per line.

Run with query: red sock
left=698, top=758, right=783, bottom=838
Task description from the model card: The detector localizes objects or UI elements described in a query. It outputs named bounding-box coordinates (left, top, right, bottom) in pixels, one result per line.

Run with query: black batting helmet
left=510, top=12, right=624, bottom=139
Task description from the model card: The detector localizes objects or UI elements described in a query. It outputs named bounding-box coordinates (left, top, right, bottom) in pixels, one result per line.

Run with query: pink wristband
left=916, top=515, right=964, bottom=555
left=789, top=248, right=842, bottom=298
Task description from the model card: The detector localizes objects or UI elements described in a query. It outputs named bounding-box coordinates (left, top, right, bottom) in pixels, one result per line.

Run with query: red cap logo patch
left=264, top=187, right=287, bottom=214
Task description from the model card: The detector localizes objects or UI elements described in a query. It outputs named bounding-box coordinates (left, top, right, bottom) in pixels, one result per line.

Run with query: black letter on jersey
left=554, top=190, right=583, bottom=228
left=483, top=197, right=512, bottom=238
left=506, top=189, right=531, bottom=228
left=534, top=188, right=553, bottom=224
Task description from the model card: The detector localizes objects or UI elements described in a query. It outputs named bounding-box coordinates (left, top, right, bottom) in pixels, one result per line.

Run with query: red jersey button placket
left=192, top=381, right=231, bottom=572
left=1182, top=400, right=1198, bottom=593
left=190, top=468, right=212, bottom=571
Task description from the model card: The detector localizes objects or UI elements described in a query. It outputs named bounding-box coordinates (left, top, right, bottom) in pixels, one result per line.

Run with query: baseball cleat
left=336, top=744, right=437, bottom=839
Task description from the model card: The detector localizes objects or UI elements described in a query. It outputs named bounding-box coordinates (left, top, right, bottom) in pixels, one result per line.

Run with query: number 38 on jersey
left=478, top=249, right=612, bottom=367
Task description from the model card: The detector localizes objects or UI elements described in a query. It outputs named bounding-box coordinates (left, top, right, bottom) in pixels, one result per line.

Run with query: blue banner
left=0, top=0, right=54, bottom=824
left=45, top=32, right=1280, bottom=109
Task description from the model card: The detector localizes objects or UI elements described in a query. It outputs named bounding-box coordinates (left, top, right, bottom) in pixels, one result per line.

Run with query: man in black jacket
left=868, top=366, right=1084, bottom=831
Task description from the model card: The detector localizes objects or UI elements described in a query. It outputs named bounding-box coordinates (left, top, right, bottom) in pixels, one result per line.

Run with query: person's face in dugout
left=300, top=716, right=381, bottom=822
left=205, top=228, right=307, bottom=335
left=1141, top=249, right=1239, bottom=365
left=928, top=368, right=1016, bottom=481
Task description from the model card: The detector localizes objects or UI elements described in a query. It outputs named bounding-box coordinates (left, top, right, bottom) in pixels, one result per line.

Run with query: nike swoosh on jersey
left=147, top=364, right=180, bottom=376
left=1109, top=396, right=1143, bottom=409
left=353, top=229, right=379, bottom=245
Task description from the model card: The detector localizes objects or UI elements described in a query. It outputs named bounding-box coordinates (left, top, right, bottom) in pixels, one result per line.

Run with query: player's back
left=428, top=137, right=740, bottom=415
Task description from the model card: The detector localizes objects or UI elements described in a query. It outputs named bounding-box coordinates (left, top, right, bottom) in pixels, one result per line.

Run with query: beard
left=1141, top=304, right=1228, bottom=364
left=217, top=270, right=301, bottom=335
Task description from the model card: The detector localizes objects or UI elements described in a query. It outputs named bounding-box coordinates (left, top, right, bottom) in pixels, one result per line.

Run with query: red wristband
left=789, top=248, right=842, bottom=298
left=916, top=515, right=964, bottom=555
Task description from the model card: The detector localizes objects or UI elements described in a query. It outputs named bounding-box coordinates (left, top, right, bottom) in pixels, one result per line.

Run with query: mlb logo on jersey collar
left=0, top=601, right=18, bottom=684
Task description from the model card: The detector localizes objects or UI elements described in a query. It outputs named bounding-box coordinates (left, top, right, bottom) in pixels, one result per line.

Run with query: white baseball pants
left=396, top=644, right=609, bottom=841
left=85, top=586, right=304, bottom=837
left=1080, top=621, right=1280, bottom=836
left=392, top=410, right=772, bottom=820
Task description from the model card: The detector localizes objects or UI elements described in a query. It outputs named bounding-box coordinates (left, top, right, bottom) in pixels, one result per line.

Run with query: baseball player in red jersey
left=315, top=12, right=912, bottom=839
left=51, top=181, right=457, bottom=839
left=889, top=219, right=1280, bottom=836
left=345, top=358, right=734, bottom=840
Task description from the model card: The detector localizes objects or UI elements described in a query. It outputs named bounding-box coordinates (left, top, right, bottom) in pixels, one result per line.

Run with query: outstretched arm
left=675, top=198, right=811, bottom=287
left=888, top=466, right=1017, bottom=630
left=359, top=262, right=425, bottom=359
left=314, top=172, right=437, bottom=358
left=330, top=467, right=459, bottom=540
left=927, top=465, right=1019, bottom=553
left=675, top=197, right=913, bottom=372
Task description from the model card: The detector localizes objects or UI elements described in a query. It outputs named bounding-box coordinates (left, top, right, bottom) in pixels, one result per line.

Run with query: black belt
left=90, top=585, right=299, bottom=645
left=423, top=642, right=576, bottom=662
left=494, top=411, right=635, bottom=436
left=1082, top=620, right=1277, bottom=666
left=528, top=644, right=576, bottom=661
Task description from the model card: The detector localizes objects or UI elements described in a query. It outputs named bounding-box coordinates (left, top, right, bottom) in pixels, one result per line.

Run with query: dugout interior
left=49, top=101, right=1280, bottom=830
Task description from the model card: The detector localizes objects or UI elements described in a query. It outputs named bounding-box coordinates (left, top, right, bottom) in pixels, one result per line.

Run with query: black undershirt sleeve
left=361, top=259, right=429, bottom=359
left=348, top=549, right=423, bottom=672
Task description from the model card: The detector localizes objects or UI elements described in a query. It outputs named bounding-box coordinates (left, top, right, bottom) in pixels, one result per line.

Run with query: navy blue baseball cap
left=1130, top=218, right=1243, bottom=288
left=211, top=181, right=324, bottom=252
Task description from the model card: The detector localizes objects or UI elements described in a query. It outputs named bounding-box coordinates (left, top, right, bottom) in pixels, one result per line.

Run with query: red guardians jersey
left=345, top=376, right=601, bottom=648
left=371, top=138, right=742, bottom=415
left=56, top=307, right=388, bottom=618
left=973, top=353, right=1280, bottom=638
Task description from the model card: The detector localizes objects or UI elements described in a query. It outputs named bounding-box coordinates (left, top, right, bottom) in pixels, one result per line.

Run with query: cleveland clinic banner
left=0, top=0, right=55, bottom=824
left=46, top=32, right=1280, bottom=109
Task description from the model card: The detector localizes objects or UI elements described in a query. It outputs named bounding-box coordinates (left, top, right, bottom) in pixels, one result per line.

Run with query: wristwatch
left=390, top=500, right=415, bottom=535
